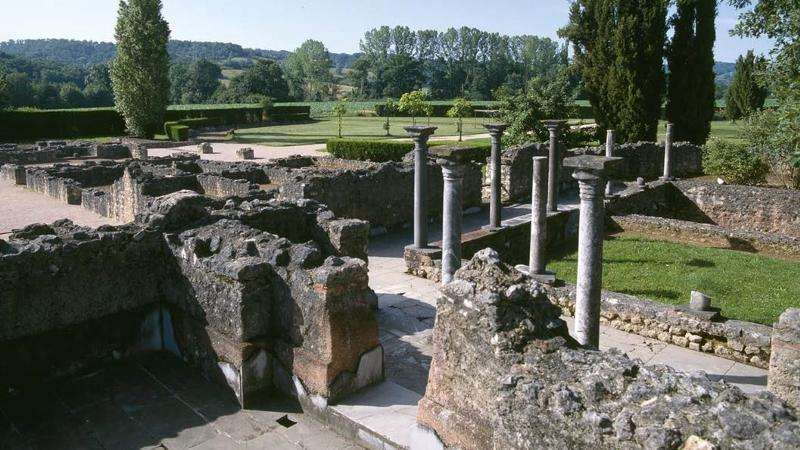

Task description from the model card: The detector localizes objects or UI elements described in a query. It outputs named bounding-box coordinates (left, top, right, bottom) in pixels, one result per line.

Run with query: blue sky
left=0, top=0, right=773, bottom=62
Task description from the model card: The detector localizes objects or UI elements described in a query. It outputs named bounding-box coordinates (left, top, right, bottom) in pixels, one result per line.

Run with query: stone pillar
left=661, top=122, right=675, bottom=181
left=132, top=144, right=148, bottom=160
left=516, top=156, right=555, bottom=284
left=430, top=146, right=471, bottom=284
left=405, top=126, right=438, bottom=249
left=563, top=155, right=622, bottom=349
left=542, top=120, right=566, bottom=213
left=484, top=123, right=508, bottom=230
left=605, top=130, right=615, bottom=197
left=768, top=308, right=800, bottom=410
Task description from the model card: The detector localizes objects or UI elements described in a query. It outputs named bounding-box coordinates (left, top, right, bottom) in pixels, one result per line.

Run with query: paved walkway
left=0, top=182, right=120, bottom=235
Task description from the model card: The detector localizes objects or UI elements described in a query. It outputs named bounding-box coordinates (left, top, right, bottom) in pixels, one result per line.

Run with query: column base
left=514, top=265, right=557, bottom=284
left=659, top=176, right=675, bottom=182
left=482, top=224, right=505, bottom=232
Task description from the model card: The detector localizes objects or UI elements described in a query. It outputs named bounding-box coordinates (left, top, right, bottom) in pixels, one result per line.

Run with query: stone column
left=542, top=120, right=566, bottom=213
left=516, top=156, right=556, bottom=284
left=563, top=155, right=623, bottom=349
left=768, top=308, right=800, bottom=410
left=661, top=122, right=675, bottom=181
left=405, top=126, right=438, bottom=249
left=430, top=146, right=470, bottom=284
left=605, top=130, right=615, bottom=197
left=484, top=123, right=508, bottom=230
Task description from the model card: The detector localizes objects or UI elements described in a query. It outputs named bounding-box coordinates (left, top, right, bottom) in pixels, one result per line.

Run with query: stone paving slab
left=0, top=352, right=363, bottom=450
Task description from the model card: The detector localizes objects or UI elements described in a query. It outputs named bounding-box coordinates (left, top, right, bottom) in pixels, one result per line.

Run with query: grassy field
left=230, top=116, right=494, bottom=146
left=548, top=234, right=799, bottom=325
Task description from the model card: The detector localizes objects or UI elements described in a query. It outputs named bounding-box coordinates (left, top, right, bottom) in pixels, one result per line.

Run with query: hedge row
left=0, top=105, right=311, bottom=141
left=326, top=139, right=492, bottom=163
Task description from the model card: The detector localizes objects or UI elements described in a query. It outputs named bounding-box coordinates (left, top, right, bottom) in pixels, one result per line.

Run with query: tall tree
left=0, top=63, right=8, bottom=110
left=182, top=59, right=222, bottom=103
left=285, top=40, right=334, bottom=100
left=83, top=64, right=114, bottom=106
left=725, top=50, right=768, bottom=120
left=561, top=0, right=669, bottom=142
left=667, top=0, right=717, bottom=144
left=110, top=0, right=170, bottom=137
left=223, top=58, right=289, bottom=102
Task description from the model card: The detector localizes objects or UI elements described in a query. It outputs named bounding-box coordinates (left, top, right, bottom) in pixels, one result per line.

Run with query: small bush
left=703, top=138, right=768, bottom=185
left=327, top=139, right=414, bottom=162
left=165, top=123, right=189, bottom=141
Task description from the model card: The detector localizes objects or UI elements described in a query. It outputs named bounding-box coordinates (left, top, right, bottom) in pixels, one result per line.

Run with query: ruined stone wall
left=416, top=250, right=799, bottom=450
left=0, top=193, right=381, bottom=406
left=482, top=142, right=547, bottom=203
left=673, top=180, right=800, bottom=238
left=197, top=173, right=262, bottom=199
left=266, top=157, right=483, bottom=232
left=0, top=164, right=26, bottom=185
left=548, top=285, right=773, bottom=368
left=570, top=141, right=703, bottom=180
left=25, top=167, right=84, bottom=204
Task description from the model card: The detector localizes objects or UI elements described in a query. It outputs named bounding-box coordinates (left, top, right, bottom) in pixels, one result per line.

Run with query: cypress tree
left=561, top=0, right=668, bottom=142
left=110, top=0, right=170, bottom=137
left=667, top=0, right=717, bottom=144
left=725, top=50, right=768, bottom=121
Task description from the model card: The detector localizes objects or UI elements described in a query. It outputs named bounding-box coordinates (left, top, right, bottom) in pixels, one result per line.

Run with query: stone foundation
left=416, top=250, right=799, bottom=449
left=769, top=309, right=800, bottom=409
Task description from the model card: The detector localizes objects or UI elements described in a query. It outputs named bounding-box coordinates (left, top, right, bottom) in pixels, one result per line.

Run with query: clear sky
left=0, top=0, right=773, bottom=62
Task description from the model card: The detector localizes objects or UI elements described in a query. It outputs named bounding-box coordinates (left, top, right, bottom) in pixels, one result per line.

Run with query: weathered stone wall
left=415, top=250, right=799, bottom=450
left=548, top=284, right=773, bottom=368
left=197, top=173, right=262, bottom=199
left=25, top=167, right=84, bottom=204
left=0, top=193, right=381, bottom=406
left=264, top=156, right=483, bottom=232
left=570, top=141, right=703, bottom=180
left=482, top=142, right=547, bottom=203
left=769, top=308, right=800, bottom=410
left=0, top=164, right=26, bottom=185
left=673, top=180, right=800, bottom=238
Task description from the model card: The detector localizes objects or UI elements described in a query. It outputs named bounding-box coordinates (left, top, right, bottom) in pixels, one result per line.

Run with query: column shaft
left=529, top=157, right=548, bottom=274
left=489, top=134, right=502, bottom=229
left=414, top=141, right=428, bottom=248
left=574, top=178, right=605, bottom=349
left=441, top=164, right=464, bottom=284
left=662, top=123, right=674, bottom=180
left=605, top=130, right=615, bottom=197
left=547, top=129, right=559, bottom=213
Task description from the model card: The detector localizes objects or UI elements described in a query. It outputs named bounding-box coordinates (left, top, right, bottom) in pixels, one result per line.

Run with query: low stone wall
left=25, top=167, right=84, bottom=204
left=673, top=180, right=800, bottom=239
left=610, top=214, right=800, bottom=259
left=265, top=156, right=484, bottom=232
left=0, top=193, right=381, bottom=406
left=570, top=141, right=703, bottom=180
left=548, top=284, right=773, bottom=368
left=414, top=250, right=799, bottom=450
left=769, top=309, right=800, bottom=410
left=0, top=164, right=26, bottom=185
left=197, top=173, right=262, bottom=199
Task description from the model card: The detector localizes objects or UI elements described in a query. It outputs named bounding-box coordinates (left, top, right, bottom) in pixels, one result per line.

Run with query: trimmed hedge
left=165, top=124, right=190, bottom=142
left=327, top=139, right=414, bottom=162
left=326, top=138, right=492, bottom=163
left=0, top=104, right=311, bottom=141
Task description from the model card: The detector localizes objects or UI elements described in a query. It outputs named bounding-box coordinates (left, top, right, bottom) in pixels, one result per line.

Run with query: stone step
left=305, top=380, right=422, bottom=450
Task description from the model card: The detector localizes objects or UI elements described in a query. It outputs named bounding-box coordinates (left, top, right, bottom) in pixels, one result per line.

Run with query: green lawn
left=230, top=116, right=493, bottom=146
left=548, top=234, right=800, bottom=325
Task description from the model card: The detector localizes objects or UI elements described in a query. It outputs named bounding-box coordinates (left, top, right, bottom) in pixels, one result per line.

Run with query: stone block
left=768, top=308, right=800, bottom=409
left=236, top=147, right=254, bottom=160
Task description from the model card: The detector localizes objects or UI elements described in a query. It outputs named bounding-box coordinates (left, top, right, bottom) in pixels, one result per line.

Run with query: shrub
left=702, top=138, right=768, bottom=185
left=165, top=123, right=189, bottom=141
left=327, top=139, right=413, bottom=162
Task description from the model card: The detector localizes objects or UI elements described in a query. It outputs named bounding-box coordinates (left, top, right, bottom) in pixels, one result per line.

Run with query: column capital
left=564, top=155, right=624, bottom=200
left=483, top=123, right=508, bottom=138
left=541, top=119, right=567, bottom=133
left=404, top=126, right=438, bottom=141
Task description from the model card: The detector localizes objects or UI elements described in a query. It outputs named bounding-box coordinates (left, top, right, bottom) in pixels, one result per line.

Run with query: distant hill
left=714, top=61, right=737, bottom=84
left=0, top=38, right=360, bottom=70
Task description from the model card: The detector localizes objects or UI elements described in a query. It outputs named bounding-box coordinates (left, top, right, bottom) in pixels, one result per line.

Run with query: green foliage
left=332, top=99, right=348, bottom=138
left=218, top=59, right=289, bottom=103
left=702, top=138, right=768, bottom=184
left=0, top=63, right=8, bottom=111
left=110, top=0, right=171, bottom=137
left=743, top=103, right=800, bottom=188
left=382, top=98, right=397, bottom=136
left=667, top=0, right=717, bottom=144
left=398, top=90, right=430, bottom=125
left=0, top=108, right=126, bottom=141
left=447, top=98, right=473, bottom=141
left=561, top=0, right=669, bottom=142
left=164, top=122, right=189, bottom=141
left=169, top=59, right=222, bottom=104
left=498, top=69, right=576, bottom=146
left=285, top=40, right=334, bottom=101
left=326, top=139, right=414, bottom=162
left=725, top=51, right=768, bottom=120
left=59, top=83, right=86, bottom=108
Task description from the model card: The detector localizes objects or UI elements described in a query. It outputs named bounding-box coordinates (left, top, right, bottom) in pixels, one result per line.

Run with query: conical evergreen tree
left=561, top=0, right=668, bottom=142
left=667, top=0, right=717, bottom=144
left=725, top=50, right=768, bottom=121
left=110, top=0, right=170, bottom=137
